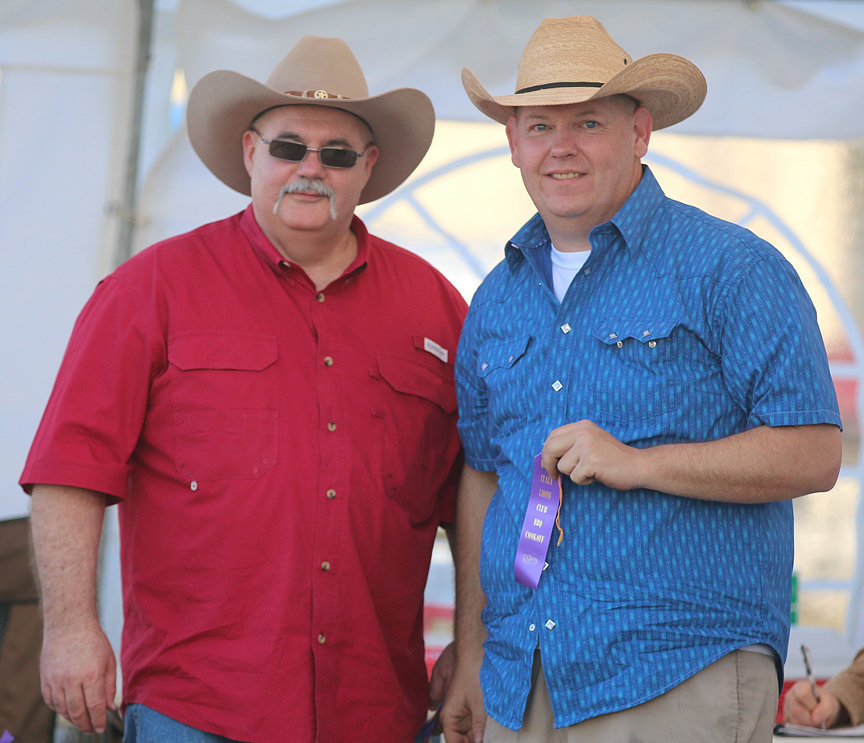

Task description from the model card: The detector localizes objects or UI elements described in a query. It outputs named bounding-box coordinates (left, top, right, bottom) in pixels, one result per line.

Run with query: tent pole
left=114, top=0, right=155, bottom=268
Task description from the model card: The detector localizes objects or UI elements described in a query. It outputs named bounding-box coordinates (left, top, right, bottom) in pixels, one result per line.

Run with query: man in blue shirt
left=442, top=16, right=843, bottom=743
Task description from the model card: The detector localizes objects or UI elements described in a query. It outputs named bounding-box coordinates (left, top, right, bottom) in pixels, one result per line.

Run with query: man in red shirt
left=20, top=35, right=466, bottom=743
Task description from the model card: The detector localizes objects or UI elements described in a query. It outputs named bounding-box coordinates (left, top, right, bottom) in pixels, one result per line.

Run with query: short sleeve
left=455, top=300, right=498, bottom=471
left=20, top=264, right=166, bottom=501
left=717, top=253, right=841, bottom=429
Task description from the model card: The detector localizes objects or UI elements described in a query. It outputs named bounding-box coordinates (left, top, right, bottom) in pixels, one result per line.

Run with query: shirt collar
left=505, top=213, right=552, bottom=273
left=239, top=204, right=370, bottom=282
left=600, top=164, right=666, bottom=261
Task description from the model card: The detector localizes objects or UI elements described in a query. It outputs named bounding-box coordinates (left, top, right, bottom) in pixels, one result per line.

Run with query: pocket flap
left=168, top=332, right=278, bottom=371
left=477, top=335, right=531, bottom=377
left=377, top=354, right=456, bottom=413
left=593, top=318, right=677, bottom=346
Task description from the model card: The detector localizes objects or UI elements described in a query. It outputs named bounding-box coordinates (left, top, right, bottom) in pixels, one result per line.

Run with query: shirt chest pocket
left=373, top=351, right=459, bottom=524
left=583, top=318, right=680, bottom=424
left=478, top=335, right=532, bottom=437
left=166, top=332, right=278, bottom=482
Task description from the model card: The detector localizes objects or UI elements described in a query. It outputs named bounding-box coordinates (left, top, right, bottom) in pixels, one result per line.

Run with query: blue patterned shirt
left=455, top=166, right=842, bottom=729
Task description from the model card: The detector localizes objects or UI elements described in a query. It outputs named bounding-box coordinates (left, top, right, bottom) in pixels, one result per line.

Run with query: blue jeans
left=123, top=704, right=247, bottom=743
left=125, top=702, right=440, bottom=743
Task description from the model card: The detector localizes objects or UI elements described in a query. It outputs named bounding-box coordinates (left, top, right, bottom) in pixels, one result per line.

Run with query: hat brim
left=187, top=70, right=435, bottom=204
left=462, top=53, right=706, bottom=131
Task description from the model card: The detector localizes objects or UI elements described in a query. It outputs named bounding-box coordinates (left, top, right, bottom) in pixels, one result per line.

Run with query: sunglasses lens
left=263, top=136, right=360, bottom=168
left=319, top=148, right=358, bottom=168
left=268, top=140, right=307, bottom=162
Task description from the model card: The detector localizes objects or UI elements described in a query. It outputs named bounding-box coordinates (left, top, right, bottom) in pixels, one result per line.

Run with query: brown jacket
left=826, top=648, right=864, bottom=726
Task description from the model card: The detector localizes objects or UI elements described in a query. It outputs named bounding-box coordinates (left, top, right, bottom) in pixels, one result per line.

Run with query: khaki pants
left=485, top=649, right=778, bottom=743
left=0, top=517, right=55, bottom=743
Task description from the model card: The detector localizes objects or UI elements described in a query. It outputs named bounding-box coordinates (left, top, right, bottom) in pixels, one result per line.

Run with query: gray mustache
left=278, top=178, right=335, bottom=199
left=273, top=177, right=338, bottom=221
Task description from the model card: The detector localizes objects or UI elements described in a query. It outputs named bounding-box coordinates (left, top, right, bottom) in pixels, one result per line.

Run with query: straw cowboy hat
left=462, top=16, right=707, bottom=130
left=187, top=36, right=435, bottom=204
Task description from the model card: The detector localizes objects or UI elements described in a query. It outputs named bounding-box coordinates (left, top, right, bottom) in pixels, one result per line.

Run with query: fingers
left=784, top=681, right=816, bottom=719
left=556, top=449, right=597, bottom=485
left=541, top=428, right=574, bottom=479
left=442, top=707, right=485, bottom=743
left=441, top=682, right=485, bottom=743
left=472, top=711, right=487, bottom=743
left=542, top=433, right=595, bottom=484
left=41, top=655, right=116, bottom=733
left=82, top=675, right=110, bottom=733
left=541, top=421, right=598, bottom=481
left=428, top=641, right=456, bottom=709
left=812, top=692, right=842, bottom=728
left=784, top=681, right=833, bottom=728
left=44, top=679, right=96, bottom=734
left=105, top=657, right=118, bottom=711
left=429, top=675, right=445, bottom=710
left=42, top=681, right=66, bottom=724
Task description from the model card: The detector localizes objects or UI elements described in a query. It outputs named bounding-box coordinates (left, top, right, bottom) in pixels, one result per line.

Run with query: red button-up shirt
left=21, top=206, right=467, bottom=742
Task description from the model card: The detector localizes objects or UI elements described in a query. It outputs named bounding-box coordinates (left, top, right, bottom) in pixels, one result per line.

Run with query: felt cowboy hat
left=187, top=35, right=435, bottom=204
left=462, top=16, right=706, bottom=130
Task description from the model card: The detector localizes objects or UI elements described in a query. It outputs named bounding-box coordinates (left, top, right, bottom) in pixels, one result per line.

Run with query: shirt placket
left=308, top=284, right=347, bottom=724
left=525, top=249, right=605, bottom=672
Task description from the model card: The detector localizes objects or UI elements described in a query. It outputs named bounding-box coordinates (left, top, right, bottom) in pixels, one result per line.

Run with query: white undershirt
left=550, top=244, right=590, bottom=302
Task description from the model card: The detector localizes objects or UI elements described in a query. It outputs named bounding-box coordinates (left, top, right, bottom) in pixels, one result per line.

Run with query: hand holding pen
left=783, top=645, right=843, bottom=729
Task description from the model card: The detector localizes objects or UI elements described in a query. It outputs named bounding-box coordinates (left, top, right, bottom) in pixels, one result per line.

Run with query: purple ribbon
left=514, top=453, right=561, bottom=589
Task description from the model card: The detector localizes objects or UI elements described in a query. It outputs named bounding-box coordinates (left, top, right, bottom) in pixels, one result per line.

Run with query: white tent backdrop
left=2, top=0, right=864, bottom=678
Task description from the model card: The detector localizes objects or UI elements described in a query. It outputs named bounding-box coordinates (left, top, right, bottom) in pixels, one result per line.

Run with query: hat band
left=285, top=89, right=349, bottom=100
left=515, top=81, right=604, bottom=94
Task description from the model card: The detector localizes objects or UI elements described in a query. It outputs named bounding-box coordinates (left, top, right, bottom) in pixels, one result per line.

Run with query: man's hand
left=784, top=680, right=843, bottom=729
left=541, top=420, right=641, bottom=489
left=41, top=620, right=116, bottom=734
left=441, top=653, right=486, bottom=743
left=429, top=641, right=457, bottom=713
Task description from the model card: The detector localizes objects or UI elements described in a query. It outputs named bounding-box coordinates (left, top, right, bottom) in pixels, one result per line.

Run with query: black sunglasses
left=251, top=128, right=371, bottom=169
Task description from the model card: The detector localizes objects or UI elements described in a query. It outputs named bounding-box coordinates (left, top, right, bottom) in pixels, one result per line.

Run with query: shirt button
left=321, top=561, right=331, bottom=571
left=316, top=292, right=326, bottom=302
left=317, top=633, right=326, bottom=644
left=648, top=340, right=657, bottom=349
left=560, top=323, right=572, bottom=334
left=552, top=380, right=563, bottom=392
left=583, top=266, right=592, bottom=276
left=326, top=488, right=336, bottom=499
left=323, top=355, right=334, bottom=366
left=327, top=421, right=337, bottom=432
left=545, top=619, right=556, bottom=631
left=529, top=623, right=536, bottom=632
left=190, top=480, right=198, bottom=491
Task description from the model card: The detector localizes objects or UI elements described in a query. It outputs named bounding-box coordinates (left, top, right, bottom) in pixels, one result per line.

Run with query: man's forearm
left=453, top=466, right=496, bottom=657
left=30, top=485, right=117, bottom=733
left=30, top=484, right=107, bottom=628
left=638, top=423, right=842, bottom=503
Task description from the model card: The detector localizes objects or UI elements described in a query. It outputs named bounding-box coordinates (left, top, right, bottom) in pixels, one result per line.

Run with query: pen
left=801, top=643, right=826, bottom=730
